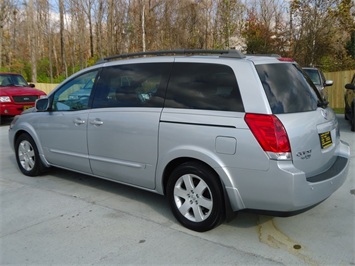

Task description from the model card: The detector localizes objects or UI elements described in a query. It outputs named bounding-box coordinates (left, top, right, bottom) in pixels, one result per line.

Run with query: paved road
left=1, top=115, right=354, bottom=265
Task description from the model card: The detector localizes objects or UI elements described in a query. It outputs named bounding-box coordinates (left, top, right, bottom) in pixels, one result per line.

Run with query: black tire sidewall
left=167, top=162, right=225, bottom=232
left=15, top=133, right=41, bottom=176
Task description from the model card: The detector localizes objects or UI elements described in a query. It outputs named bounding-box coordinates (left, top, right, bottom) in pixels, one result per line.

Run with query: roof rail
left=96, top=49, right=245, bottom=64
left=246, top=54, right=281, bottom=58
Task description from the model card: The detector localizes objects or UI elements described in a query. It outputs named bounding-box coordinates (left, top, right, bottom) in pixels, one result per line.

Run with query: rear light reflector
left=278, top=57, right=294, bottom=62
left=245, top=113, right=291, bottom=160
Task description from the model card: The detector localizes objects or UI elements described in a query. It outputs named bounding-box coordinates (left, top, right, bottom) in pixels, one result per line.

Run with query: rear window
left=256, top=63, right=320, bottom=114
left=165, top=63, right=244, bottom=112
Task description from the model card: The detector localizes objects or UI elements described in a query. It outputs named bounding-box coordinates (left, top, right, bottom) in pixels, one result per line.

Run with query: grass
left=332, top=108, right=345, bottom=114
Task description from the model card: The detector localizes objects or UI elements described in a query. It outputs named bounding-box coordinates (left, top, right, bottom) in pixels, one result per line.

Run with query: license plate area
left=23, top=105, right=32, bottom=110
left=319, top=131, right=332, bottom=149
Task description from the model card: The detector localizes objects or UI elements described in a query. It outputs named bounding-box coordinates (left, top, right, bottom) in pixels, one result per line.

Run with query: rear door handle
left=90, top=119, right=104, bottom=126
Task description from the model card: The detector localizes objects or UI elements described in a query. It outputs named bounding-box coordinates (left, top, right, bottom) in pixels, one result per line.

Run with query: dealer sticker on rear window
left=319, top=131, right=332, bottom=149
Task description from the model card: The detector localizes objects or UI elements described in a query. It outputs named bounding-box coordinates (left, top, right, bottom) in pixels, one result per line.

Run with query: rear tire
left=15, top=133, right=44, bottom=176
left=166, top=161, right=225, bottom=232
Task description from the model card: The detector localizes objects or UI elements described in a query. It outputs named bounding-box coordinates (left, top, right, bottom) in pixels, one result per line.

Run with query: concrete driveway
left=1, top=115, right=354, bottom=265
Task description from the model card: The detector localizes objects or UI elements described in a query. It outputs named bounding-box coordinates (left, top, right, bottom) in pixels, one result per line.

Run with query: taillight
left=245, top=113, right=291, bottom=160
left=278, top=57, right=294, bottom=62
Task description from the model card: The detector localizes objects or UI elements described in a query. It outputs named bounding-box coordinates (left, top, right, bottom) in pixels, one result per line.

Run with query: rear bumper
left=306, top=156, right=348, bottom=183
left=225, top=141, right=350, bottom=212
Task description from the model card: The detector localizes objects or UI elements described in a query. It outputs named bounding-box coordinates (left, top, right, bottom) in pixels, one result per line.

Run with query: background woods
left=0, top=0, right=354, bottom=83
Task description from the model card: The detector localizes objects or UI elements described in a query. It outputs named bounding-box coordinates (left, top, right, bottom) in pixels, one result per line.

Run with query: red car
left=0, top=72, right=46, bottom=117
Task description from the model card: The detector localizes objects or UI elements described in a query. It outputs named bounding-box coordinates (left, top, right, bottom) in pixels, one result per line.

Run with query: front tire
left=15, top=133, right=44, bottom=176
left=166, top=162, right=225, bottom=232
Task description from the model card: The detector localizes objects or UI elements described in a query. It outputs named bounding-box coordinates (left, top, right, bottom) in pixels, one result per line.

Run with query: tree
left=289, top=0, right=354, bottom=70
left=1, top=0, right=353, bottom=82
left=0, top=0, right=13, bottom=69
left=59, top=0, right=67, bottom=77
left=242, top=0, right=288, bottom=54
left=28, top=0, right=37, bottom=82
left=215, top=0, right=245, bottom=49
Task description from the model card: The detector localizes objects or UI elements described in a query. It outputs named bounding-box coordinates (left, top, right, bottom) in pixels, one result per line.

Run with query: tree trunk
left=142, top=2, right=146, bottom=52
left=59, top=0, right=67, bottom=77
left=29, top=0, right=37, bottom=82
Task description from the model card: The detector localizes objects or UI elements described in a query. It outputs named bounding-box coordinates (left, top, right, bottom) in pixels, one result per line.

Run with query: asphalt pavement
left=0, top=115, right=354, bottom=265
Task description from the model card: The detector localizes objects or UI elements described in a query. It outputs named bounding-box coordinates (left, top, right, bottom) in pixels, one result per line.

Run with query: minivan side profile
left=9, top=50, right=350, bottom=232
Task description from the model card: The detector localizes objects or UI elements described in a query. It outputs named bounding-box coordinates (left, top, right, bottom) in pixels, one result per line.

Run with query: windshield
left=256, top=63, right=321, bottom=114
left=303, top=69, right=321, bottom=85
left=0, top=74, right=29, bottom=87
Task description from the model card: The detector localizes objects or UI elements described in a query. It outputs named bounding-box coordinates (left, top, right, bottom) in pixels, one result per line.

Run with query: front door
left=35, top=70, right=99, bottom=173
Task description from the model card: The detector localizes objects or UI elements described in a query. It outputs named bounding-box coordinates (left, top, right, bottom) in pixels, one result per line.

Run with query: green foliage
left=320, top=56, right=340, bottom=72
left=52, top=74, right=67, bottom=84
left=242, top=10, right=274, bottom=54
left=37, top=58, right=51, bottom=83
left=332, top=108, right=345, bottom=114
left=319, top=55, right=355, bottom=72
left=87, top=56, right=100, bottom=67
left=1, top=59, right=32, bottom=81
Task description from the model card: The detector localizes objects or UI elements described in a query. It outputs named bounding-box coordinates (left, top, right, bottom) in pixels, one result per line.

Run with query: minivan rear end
left=233, top=58, right=350, bottom=212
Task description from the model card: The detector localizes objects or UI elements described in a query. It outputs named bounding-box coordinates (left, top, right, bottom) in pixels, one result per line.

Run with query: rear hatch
left=255, top=62, right=340, bottom=176
left=278, top=108, right=339, bottom=176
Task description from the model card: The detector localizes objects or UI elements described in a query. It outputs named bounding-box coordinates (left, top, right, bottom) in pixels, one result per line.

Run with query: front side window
left=92, top=63, right=171, bottom=108
left=256, top=64, right=320, bottom=114
left=52, top=70, right=99, bottom=111
left=165, top=63, right=244, bottom=112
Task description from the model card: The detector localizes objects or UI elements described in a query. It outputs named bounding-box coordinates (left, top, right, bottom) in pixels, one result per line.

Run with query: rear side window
left=92, top=63, right=171, bottom=108
left=256, top=64, right=319, bottom=114
left=165, top=63, right=244, bottom=112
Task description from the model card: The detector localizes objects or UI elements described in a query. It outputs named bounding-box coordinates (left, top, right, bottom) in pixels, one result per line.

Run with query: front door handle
left=90, top=119, right=104, bottom=126
left=73, top=118, right=86, bottom=126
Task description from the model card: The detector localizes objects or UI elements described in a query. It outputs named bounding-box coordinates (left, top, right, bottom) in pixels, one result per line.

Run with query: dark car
left=344, top=74, right=355, bottom=131
left=0, top=73, right=46, bottom=117
left=302, top=67, right=333, bottom=99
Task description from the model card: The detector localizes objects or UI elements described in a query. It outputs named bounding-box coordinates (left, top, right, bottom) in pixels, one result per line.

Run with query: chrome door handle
left=73, top=118, right=86, bottom=125
left=90, top=119, right=104, bottom=126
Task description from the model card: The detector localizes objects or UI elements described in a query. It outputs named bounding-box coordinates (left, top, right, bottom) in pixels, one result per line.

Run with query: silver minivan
left=9, top=50, right=350, bottom=232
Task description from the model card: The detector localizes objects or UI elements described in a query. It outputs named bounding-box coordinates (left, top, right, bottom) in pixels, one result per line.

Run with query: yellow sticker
left=319, top=131, right=332, bottom=149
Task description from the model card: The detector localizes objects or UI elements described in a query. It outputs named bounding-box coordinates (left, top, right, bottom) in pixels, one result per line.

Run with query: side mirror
left=325, top=80, right=333, bottom=87
left=29, top=83, right=35, bottom=88
left=345, top=83, right=355, bottom=90
left=35, top=98, right=50, bottom=111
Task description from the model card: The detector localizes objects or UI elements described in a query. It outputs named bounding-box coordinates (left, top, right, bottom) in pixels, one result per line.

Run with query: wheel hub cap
left=174, top=174, right=213, bottom=222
